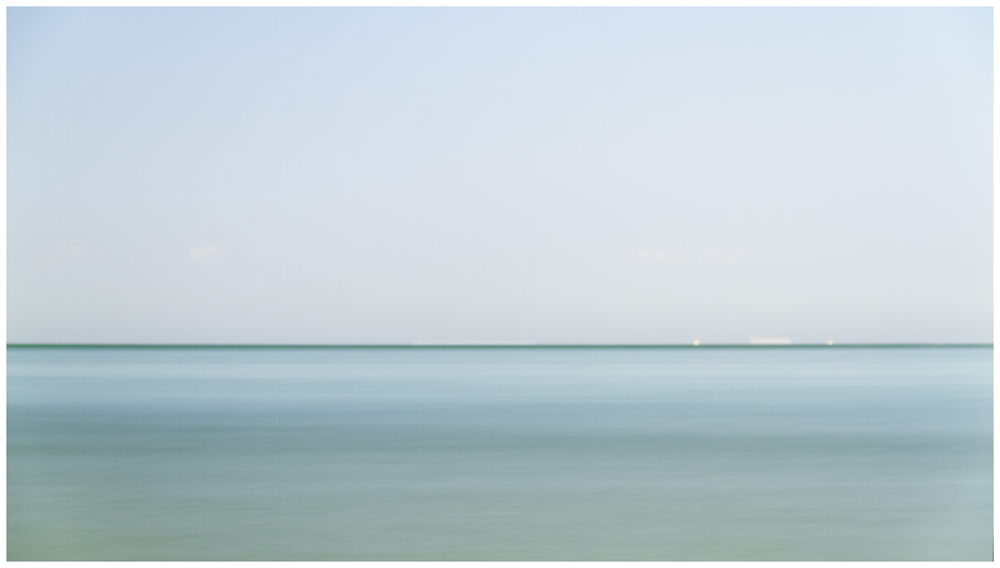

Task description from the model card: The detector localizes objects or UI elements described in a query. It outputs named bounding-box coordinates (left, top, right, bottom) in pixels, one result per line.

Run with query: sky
left=7, top=8, right=993, bottom=345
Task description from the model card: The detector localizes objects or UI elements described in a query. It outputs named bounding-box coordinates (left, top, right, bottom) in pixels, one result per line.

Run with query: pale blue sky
left=7, top=8, right=993, bottom=344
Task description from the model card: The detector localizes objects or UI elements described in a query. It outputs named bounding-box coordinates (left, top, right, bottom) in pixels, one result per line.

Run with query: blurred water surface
left=7, top=346, right=992, bottom=560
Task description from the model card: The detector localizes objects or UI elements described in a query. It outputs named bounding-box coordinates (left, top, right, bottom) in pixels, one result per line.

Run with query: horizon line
left=5, top=343, right=993, bottom=349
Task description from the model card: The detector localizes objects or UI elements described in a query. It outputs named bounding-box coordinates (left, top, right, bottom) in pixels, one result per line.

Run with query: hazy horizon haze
left=7, top=8, right=993, bottom=345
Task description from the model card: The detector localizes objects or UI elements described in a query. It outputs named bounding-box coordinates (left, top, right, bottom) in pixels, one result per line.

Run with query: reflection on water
left=7, top=346, right=993, bottom=560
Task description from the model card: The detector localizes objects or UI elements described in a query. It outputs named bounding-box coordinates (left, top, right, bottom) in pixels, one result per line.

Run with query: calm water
left=7, top=346, right=993, bottom=560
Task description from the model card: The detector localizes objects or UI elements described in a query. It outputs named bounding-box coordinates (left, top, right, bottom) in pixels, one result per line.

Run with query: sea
left=6, top=345, right=993, bottom=560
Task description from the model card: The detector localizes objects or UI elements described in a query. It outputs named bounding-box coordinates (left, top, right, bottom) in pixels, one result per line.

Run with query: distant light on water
left=749, top=337, right=792, bottom=345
